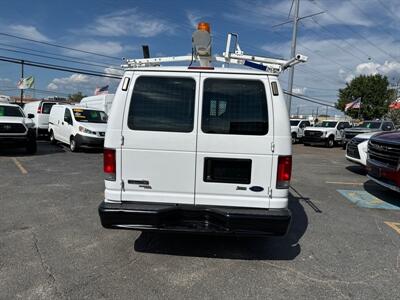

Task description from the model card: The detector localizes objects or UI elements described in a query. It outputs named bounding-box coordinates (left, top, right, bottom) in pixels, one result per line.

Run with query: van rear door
left=195, top=74, right=274, bottom=208
left=120, top=72, right=199, bottom=204
left=38, top=102, right=57, bottom=129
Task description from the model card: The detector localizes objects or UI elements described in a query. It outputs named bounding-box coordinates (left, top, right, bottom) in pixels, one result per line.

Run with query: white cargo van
left=48, top=104, right=107, bottom=151
left=98, top=26, right=307, bottom=236
left=23, top=100, right=58, bottom=136
left=79, top=94, right=115, bottom=115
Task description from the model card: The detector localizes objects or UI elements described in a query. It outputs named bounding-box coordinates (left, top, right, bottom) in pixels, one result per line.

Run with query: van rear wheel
left=70, top=137, right=79, bottom=152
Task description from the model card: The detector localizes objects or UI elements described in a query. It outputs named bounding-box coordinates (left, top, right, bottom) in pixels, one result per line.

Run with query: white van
left=48, top=104, right=107, bottom=151
left=79, top=94, right=115, bottom=115
left=97, top=26, right=307, bottom=236
left=23, top=100, right=58, bottom=136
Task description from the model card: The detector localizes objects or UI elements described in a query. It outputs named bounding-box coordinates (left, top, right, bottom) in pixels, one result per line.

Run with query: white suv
left=98, top=67, right=293, bottom=236
left=0, top=103, right=37, bottom=153
left=303, top=120, right=351, bottom=148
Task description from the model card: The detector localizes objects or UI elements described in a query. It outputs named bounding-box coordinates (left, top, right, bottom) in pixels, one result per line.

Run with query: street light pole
left=20, top=60, right=24, bottom=103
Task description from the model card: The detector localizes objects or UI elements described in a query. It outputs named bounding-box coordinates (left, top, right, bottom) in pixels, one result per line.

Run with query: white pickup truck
left=303, top=120, right=351, bottom=147
left=290, top=119, right=311, bottom=144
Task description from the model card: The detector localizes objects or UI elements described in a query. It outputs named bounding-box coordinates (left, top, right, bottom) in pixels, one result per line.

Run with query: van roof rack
left=123, top=32, right=307, bottom=74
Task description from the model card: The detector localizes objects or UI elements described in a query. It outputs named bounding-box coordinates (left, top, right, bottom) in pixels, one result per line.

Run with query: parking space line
left=11, top=158, right=28, bottom=175
left=384, top=222, right=400, bottom=235
left=326, top=181, right=364, bottom=185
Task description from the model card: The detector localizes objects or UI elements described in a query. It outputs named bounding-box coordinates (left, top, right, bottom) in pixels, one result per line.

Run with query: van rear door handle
left=128, top=180, right=149, bottom=185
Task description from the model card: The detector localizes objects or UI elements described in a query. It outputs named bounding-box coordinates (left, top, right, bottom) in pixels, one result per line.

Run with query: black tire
left=304, top=143, right=310, bottom=146
left=326, top=136, right=334, bottom=148
left=342, top=142, right=347, bottom=150
left=70, top=136, right=79, bottom=152
left=291, top=133, right=297, bottom=144
left=26, top=139, right=37, bottom=154
left=49, top=130, right=56, bottom=145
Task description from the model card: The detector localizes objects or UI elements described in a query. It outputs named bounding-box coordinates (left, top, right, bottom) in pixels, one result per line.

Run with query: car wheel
left=49, top=130, right=56, bottom=145
left=291, top=133, right=297, bottom=144
left=26, top=139, right=37, bottom=154
left=342, top=142, right=347, bottom=150
left=304, top=143, right=310, bottom=146
left=70, top=136, right=79, bottom=152
left=326, top=136, right=334, bottom=148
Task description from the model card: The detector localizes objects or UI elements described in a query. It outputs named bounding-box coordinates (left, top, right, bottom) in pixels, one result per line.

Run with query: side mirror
left=27, top=113, right=34, bottom=119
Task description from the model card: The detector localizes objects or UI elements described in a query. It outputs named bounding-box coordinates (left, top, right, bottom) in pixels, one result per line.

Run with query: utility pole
left=20, top=60, right=24, bottom=103
left=272, top=2, right=324, bottom=116
left=296, top=106, right=300, bottom=117
left=287, top=0, right=300, bottom=116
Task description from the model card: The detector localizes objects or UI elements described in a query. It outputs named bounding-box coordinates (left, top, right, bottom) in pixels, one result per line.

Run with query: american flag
left=345, top=98, right=361, bottom=112
left=94, top=85, right=109, bottom=95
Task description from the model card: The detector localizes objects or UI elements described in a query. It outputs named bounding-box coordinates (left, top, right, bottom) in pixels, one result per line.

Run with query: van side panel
left=104, top=72, right=132, bottom=202
left=269, top=77, right=291, bottom=208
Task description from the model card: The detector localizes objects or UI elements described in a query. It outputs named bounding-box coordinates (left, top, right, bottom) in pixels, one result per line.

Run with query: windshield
left=357, top=121, right=381, bottom=129
left=316, top=121, right=337, bottom=128
left=0, top=105, right=24, bottom=117
left=72, top=108, right=107, bottom=123
left=290, top=120, right=300, bottom=126
left=41, top=102, right=56, bottom=114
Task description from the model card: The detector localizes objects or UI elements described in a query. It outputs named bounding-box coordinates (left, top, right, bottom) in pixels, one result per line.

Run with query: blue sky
left=1, top=0, right=400, bottom=115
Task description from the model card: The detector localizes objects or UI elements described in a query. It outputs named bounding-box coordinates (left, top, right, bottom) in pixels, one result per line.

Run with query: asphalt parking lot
left=0, top=142, right=399, bottom=299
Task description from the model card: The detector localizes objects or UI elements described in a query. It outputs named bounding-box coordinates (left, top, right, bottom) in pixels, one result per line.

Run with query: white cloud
left=83, top=8, right=174, bottom=38
left=292, top=87, right=307, bottom=95
left=46, top=68, right=121, bottom=95
left=7, top=25, right=50, bottom=42
left=65, top=40, right=126, bottom=57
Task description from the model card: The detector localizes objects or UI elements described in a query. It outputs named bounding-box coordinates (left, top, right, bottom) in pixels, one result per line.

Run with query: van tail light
left=104, top=148, right=116, bottom=181
left=276, top=156, right=292, bottom=189
left=37, top=107, right=42, bottom=113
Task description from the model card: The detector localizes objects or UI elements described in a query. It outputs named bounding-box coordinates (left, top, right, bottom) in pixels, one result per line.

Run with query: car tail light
left=277, top=156, right=292, bottom=189
left=104, top=148, right=116, bottom=181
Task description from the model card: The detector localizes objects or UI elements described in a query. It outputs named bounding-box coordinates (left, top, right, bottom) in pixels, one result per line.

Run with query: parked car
left=0, top=102, right=37, bottom=153
left=79, top=94, right=115, bottom=115
left=23, top=100, right=58, bottom=136
left=367, top=131, right=400, bottom=193
left=343, top=120, right=395, bottom=149
left=98, top=68, right=293, bottom=237
left=290, top=119, right=311, bottom=144
left=48, top=104, right=107, bottom=152
left=345, top=132, right=379, bottom=166
left=303, top=120, right=351, bottom=147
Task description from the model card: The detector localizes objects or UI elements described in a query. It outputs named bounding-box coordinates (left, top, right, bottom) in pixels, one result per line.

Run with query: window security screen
left=128, top=76, right=196, bottom=132
left=202, top=79, right=268, bottom=135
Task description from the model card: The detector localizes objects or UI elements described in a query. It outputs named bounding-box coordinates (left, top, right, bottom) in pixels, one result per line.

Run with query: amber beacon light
left=197, top=22, right=210, bottom=32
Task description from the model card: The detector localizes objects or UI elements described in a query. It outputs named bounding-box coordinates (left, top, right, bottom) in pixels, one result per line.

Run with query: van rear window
left=128, top=76, right=195, bottom=132
left=41, top=102, right=56, bottom=114
left=201, top=79, right=268, bottom=135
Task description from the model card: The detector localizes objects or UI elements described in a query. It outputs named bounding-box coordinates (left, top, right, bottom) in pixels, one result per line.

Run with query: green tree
left=68, top=91, right=86, bottom=103
left=335, top=74, right=396, bottom=119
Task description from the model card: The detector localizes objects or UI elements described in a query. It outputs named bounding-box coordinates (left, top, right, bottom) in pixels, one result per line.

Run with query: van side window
left=128, top=76, right=195, bottom=132
left=64, top=108, right=72, bottom=124
left=202, top=79, right=268, bottom=135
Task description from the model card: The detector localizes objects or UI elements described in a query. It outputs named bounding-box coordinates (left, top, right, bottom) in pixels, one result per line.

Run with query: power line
left=376, top=0, right=400, bottom=21
left=0, top=46, right=123, bottom=71
left=0, top=32, right=122, bottom=61
left=310, top=18, right=375, bottom=61
left=283, top=90, right=336, bottom=107
left=0, top=41, right=121, bottom=69
left=0, top=55, right=123, bottom=79
left=311, top=1, right=399, bottom=62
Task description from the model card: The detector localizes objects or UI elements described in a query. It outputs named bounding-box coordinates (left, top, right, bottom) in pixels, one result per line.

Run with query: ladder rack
left=122, top=33, right=308, bottom=74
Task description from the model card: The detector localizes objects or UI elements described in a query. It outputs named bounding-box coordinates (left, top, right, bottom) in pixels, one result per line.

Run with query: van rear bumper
left=98, top=201, right=291, bottom=237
